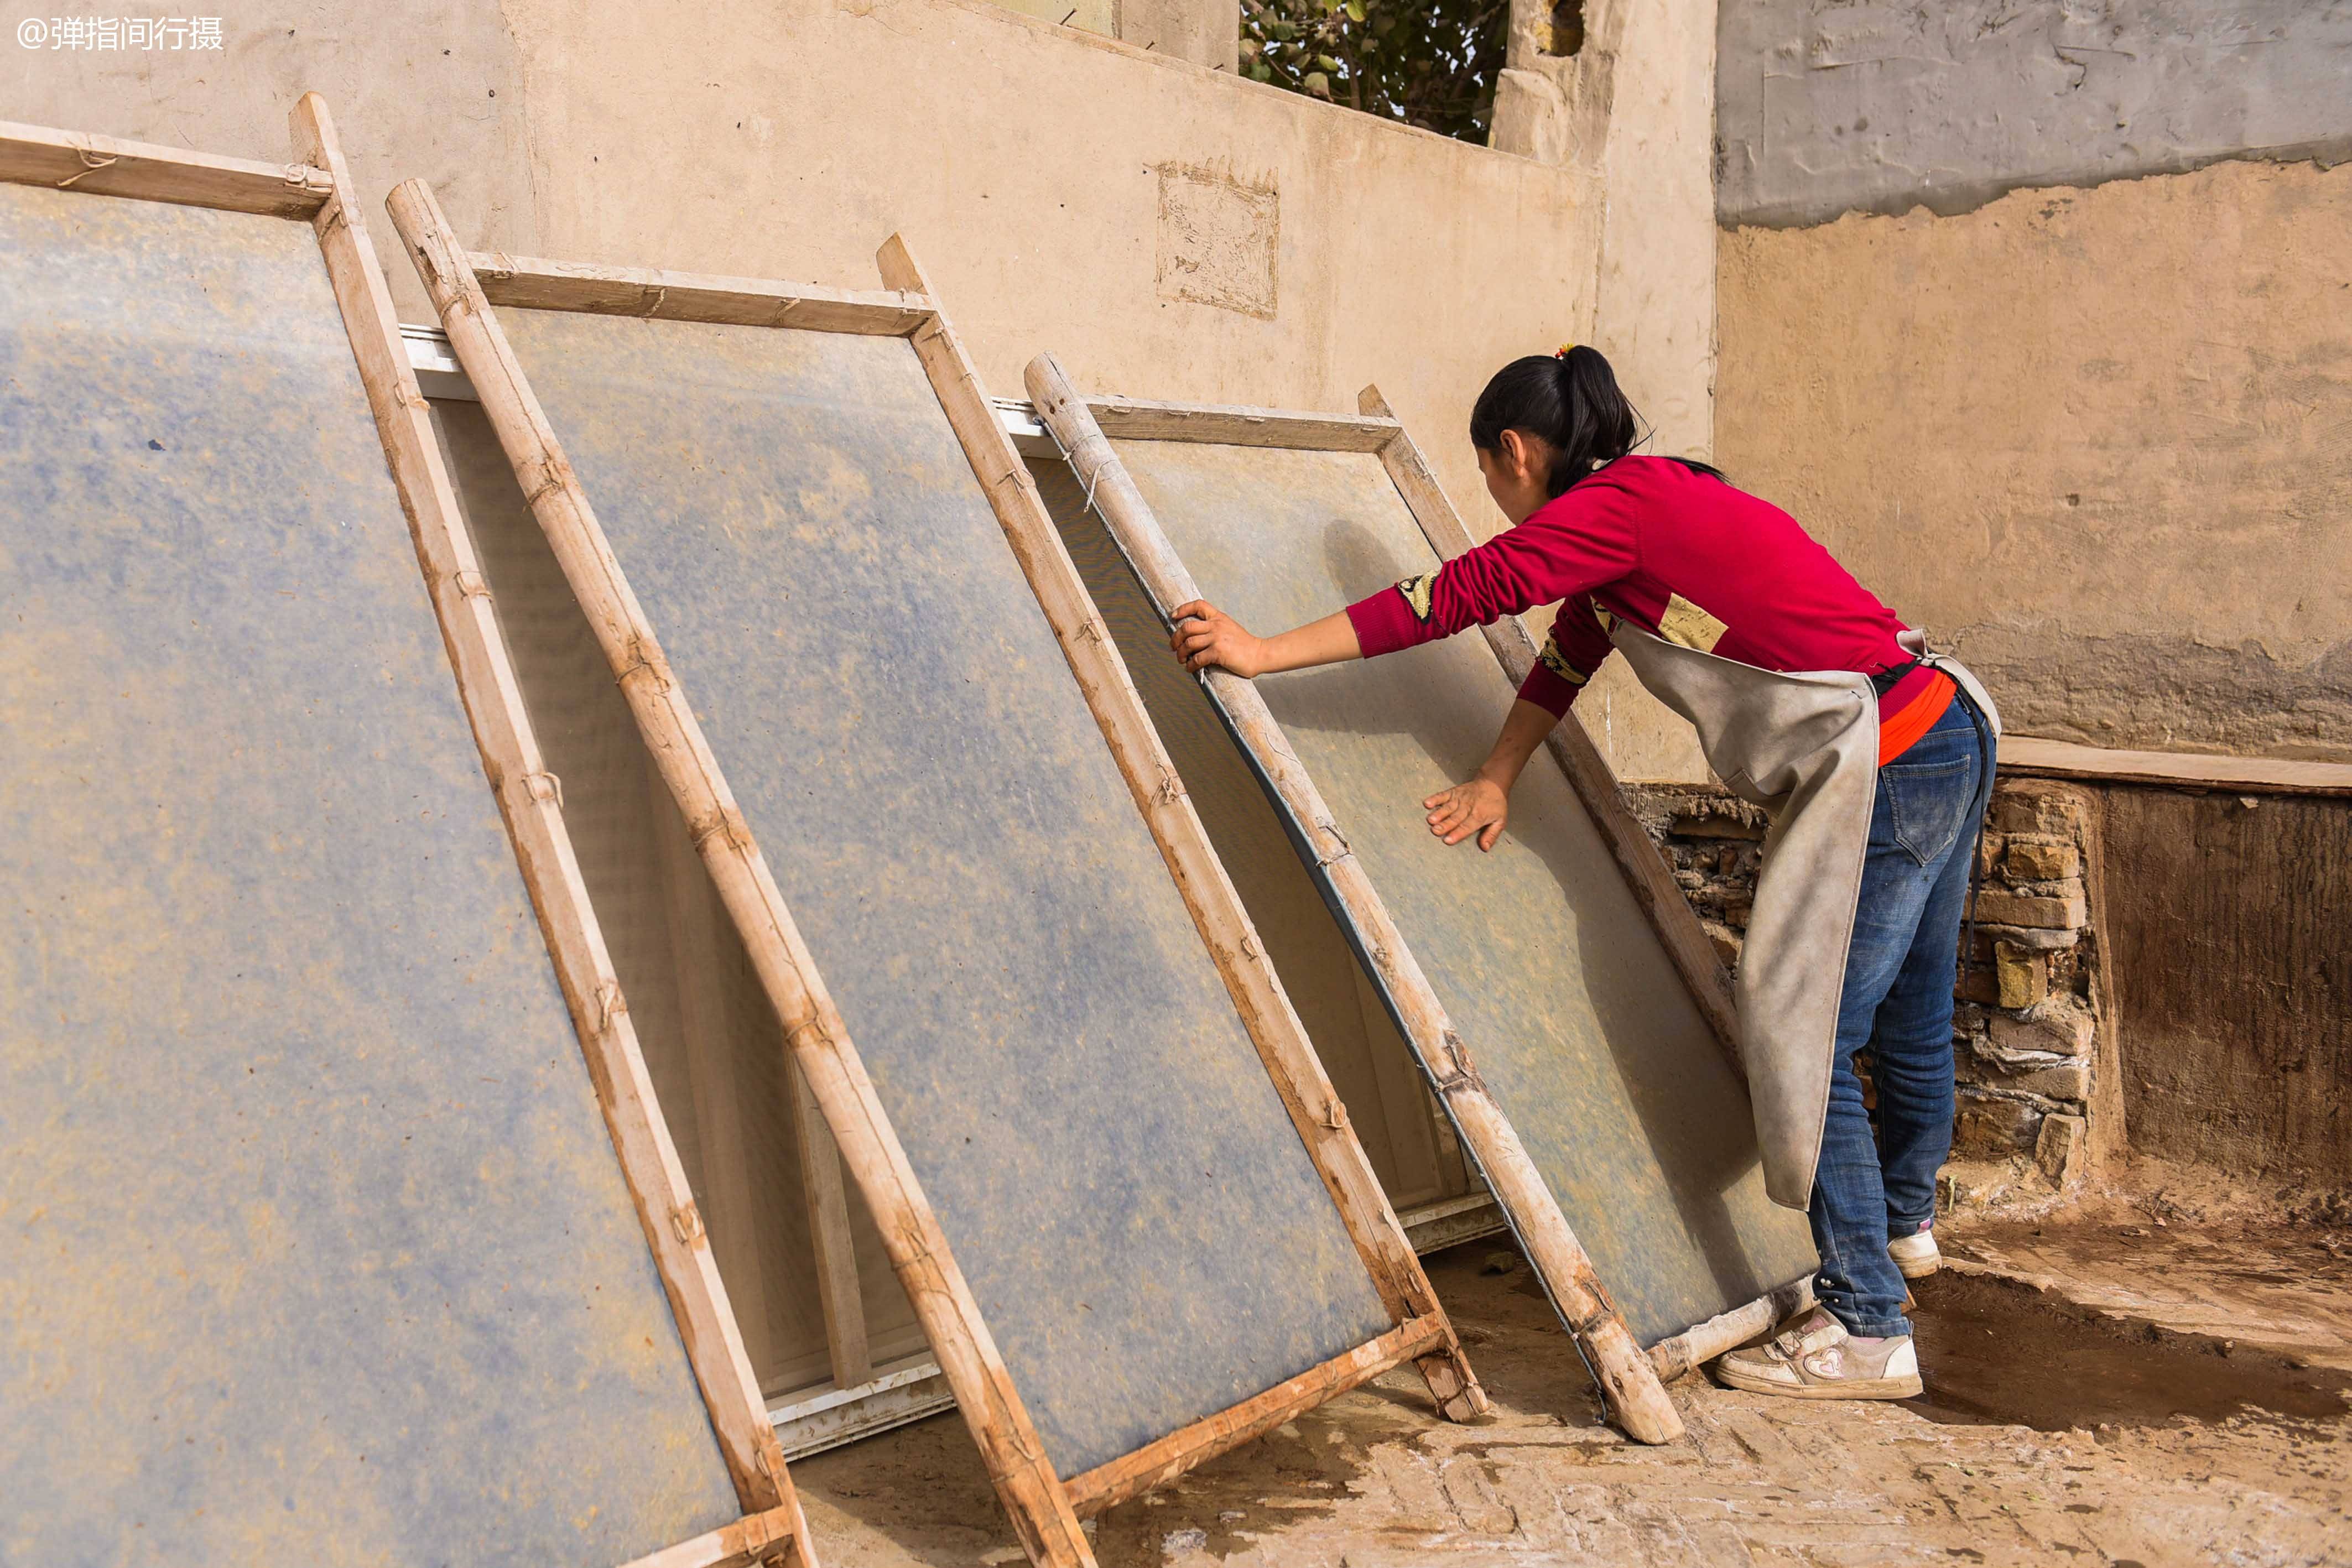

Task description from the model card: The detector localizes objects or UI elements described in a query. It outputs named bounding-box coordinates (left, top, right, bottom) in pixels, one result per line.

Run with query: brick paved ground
left=795, top=1230, right=2352, bottom=1568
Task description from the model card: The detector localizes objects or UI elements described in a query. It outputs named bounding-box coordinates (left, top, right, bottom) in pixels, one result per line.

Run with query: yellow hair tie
left=1555, top=342, right=1578, bottom=358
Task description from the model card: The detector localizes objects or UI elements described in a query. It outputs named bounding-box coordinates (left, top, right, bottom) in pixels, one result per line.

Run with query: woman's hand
left=1169, top=600, right=1270, bottom=677
left=1424, top=776, right=1511, bottom=852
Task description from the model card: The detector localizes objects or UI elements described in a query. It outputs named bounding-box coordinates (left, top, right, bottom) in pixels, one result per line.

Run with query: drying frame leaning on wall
left=0, top=101, right=816, bottom=1568
left=1026, top=355, right=1827, bottom=1440
left=383, top=180, right=1488, bottom=1568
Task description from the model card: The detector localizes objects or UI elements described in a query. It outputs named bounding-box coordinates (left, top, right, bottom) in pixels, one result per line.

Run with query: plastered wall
left=1716, top=4, right=2352, bottom=762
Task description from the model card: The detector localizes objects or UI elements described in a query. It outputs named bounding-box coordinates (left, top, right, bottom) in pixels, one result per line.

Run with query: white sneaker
left=1888, top=1228, right=1942, bottom=1280
left=1714, top=1309, right=1923, bottom=1400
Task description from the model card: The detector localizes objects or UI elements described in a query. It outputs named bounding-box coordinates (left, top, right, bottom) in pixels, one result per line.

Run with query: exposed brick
left=1955, top=1088, right=2044, bottom=1154
left=1954, top=965, right=2002, bottom=1006
left=1987, top=1002, right=2095, bottom=1059
left=1975, top=831, right=2004, bottom=877
left=1991, top=783, right=2082, bottom=836
left=1974, top=886, right=2088, bottom=929
left=1971, top=921, right=2080, bottom=954
left=1699, top=919, right=1743, bottom=966
left=2037, top=1112, right=2088, bottom=1184
left=2002, top=839, right=2080, bottom=882
left=1995, top=942, right=2048, bottom=1009
left=1971, top=1051, right=2089, bottom=1103
left=1673, top=814, right=1765, bottom=840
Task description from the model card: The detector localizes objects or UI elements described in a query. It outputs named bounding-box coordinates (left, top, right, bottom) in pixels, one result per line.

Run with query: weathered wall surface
left=1718, top=1, right=2352, bottom=227
left=0, top=2, right=540, bottom=319
left=1717, top=0, right=2352, bottom=763
left=1719, top=158, right=2352, bottom=760
left=2105, top=790, right=2352, bottom=1191
left=993, top=0, right=1239, bottom=69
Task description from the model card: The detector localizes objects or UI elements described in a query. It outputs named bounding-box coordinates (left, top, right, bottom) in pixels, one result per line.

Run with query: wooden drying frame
left=1024, top=358, right=1833, bottom=1441
left=0, top=105, right=814, bottom=1568
left=385, top=183, right=1487, bottom=1568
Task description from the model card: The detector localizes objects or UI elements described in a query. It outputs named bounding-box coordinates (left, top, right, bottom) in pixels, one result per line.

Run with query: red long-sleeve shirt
left=1345, top=456, right=1952, bottom=758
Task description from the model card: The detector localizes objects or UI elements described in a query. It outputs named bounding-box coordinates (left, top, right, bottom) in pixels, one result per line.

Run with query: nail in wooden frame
left=0, top=102, right=815, bottom=1568
left=385, top=183, right=1485, bottom=1568
left=1023, top=355, right=1803, bottom=1443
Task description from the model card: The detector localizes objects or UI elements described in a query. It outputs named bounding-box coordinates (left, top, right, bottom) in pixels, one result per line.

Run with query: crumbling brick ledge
left=1625, top=775, right=2116, bottom=1215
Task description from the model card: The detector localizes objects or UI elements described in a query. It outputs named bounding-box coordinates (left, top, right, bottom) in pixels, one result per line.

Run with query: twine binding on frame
left=56, top=144, right=117, bottom=189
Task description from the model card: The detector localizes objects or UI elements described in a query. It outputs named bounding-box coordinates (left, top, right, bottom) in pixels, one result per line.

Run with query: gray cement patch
left=1718, top=2, right=2352, bottom=227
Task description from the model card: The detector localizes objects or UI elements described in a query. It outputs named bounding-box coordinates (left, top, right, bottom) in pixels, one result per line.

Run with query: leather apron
left=1602, top=618, right=2001, bottom=1209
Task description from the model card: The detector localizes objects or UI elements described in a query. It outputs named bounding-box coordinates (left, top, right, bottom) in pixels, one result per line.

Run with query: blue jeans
left=1809, top=692, right=1992, bottom=1337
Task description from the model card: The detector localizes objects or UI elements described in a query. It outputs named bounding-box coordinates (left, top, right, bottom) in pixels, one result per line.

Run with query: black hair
left=1469, top=346, right=1724, bottom=498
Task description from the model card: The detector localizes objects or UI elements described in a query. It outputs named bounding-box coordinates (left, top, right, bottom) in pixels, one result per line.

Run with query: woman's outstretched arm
left=1169, top=601, right=1361, bottom=678
left=1424, top=697, right=1557, bottom=852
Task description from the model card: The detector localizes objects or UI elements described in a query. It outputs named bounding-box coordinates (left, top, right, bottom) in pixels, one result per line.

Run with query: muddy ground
left=794, top=1218, right=2352, bottom=1566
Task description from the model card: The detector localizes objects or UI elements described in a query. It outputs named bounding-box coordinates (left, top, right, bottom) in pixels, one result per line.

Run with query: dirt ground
left=793, top=1215, right=2352, bottom=1567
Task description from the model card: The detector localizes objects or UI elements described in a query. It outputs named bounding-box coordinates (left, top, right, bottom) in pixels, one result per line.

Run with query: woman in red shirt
left=1169, top=346, right=1998, bottom=1401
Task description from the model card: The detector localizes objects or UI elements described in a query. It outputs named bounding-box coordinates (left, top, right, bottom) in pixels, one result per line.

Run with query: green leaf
left=1250, top=61, right=1273, bottom=80
left=1316, top=53, right=1340, bottom=71
left=1344, top=0, right=1364, bottom=20
left=1303, top=69, right=1331, bottom=96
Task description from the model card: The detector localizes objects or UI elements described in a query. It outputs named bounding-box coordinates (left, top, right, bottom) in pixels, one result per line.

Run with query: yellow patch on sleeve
left=1397, top=571, right=1438, bottom=621
left=1658, top=591, right=1729, bottom=653
left=1537, top=634, right=1589, bottom=687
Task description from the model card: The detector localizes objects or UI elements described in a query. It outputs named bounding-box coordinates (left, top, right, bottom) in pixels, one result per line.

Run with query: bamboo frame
left=0, top=103, right=814, bottom=1568
left=1024, top=354, right=1693, bottom=1444
left=387, top=184, right=1482, bottom=1568
left=289, top=98, right=817, bottom=1568
left=615, top=1504, right=810, bottom=1568
left=0, top=117, right=334, bottom=218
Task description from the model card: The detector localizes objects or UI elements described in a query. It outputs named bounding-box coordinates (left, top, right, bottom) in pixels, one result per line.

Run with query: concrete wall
left=1717, top=3, right=2352, bottom=763
left=994, top=0, right=1239, bottom=70
left=1718, top=1, right=2352, bottom=228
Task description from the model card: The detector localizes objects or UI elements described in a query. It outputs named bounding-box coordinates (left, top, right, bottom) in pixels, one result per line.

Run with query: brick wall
left=1626, top=777, right=2106, bottom=1209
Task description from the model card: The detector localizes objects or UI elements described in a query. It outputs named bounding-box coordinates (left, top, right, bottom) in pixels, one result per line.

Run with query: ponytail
left=1469, top=345, right=1723, bottom=497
